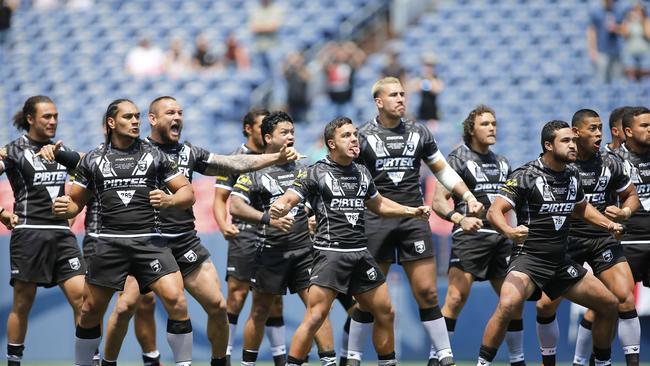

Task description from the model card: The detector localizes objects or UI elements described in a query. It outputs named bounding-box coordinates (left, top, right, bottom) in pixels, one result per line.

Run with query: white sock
left=573, top=318, right=592, bottom=365
left=506, top=319, right=525, bottom=363
left=618, top=312, right=641, bottom=355
left=265, top=322, right=286, bottom=356
left=347, top=311, right=373, bottom=361
left=74, top=325, right=102, bottom=366
left=536, top=316, right=558, bottom=356
left=167, top=319, right=193, bottom=366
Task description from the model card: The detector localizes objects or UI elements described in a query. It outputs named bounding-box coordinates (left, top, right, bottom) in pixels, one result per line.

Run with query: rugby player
left=213, top=109, right=286, bottom=366
left=350, top=77, right=482, bottom=366
left=477, top=120, right=623, bottom=366
left=270, top=117, right=431, bottom=366
left=1, top=96, right=86, bottom=366
left=230, top=111, right=336, bottom=366
left=533, top=109, right=640, bottom=366
left=431, top=105, right=525, bottom=366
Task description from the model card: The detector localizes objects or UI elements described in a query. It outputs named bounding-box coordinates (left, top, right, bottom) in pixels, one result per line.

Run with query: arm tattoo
left=203, top=153, right=274, bottom=176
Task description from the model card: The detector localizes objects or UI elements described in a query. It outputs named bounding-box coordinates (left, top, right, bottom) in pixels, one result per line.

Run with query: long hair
left=12, top=95, right=54, bottom=132
left=102, top=98, right=134, bottom=155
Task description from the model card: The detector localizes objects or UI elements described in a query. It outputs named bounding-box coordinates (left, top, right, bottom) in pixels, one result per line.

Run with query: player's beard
left=553, top=149, right=575, bottom=164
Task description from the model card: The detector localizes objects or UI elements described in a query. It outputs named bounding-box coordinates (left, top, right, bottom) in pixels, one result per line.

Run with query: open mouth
left=170, top=123, right=181, bottom=135
left=594, top=139, right=602, bottom=149
left=130, top=127, right=140, bottom=134
left=350, top=146, right=360, bottom=156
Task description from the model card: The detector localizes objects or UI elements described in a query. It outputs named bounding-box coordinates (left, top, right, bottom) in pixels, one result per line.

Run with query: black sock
left=479, top=345, right=498, bottom=363
left=212, top=357, right=228, bottom=366
left=242, top=349, right=259, bottom=363
left=7, top=343, right=24, bottom=365
left=101, top=360, right=117, bottom=366
left=287, top=355, right=304, bottom=366
left=142, top=352, right=160, bottom=366
left=444, top=317, right=457, bottom=332
left=593, top=347, right=611, bottom=366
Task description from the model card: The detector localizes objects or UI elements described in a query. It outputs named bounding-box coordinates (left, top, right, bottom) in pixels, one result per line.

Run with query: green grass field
left=16, top=362, right=650, bottom=366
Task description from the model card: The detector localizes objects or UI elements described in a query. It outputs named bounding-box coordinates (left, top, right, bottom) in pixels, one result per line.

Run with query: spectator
left=410, top=54, right=443, bottom=124
left=283, top=52, right=310, bottom=123
left=321, top=42, right=365, bottom=118
left=66, top=0, right=93, bottom=11
left=125, top=37, right=165, bottom=78
left=587, top=0, right=626, bottom=83
left=165, top=37, right=192, bottom=79
left=223, top=33, right=250, bottom=70
left=249, top=0, right=282, bottom=73
left=382, top=52, right=406, bottom=81
left=0, top=0, right=17, bottom=45
left=192, top=34, right=219, bottom=70
left=32, top=0, right=59, bottom=10
left=621, top=2, right=650, bottom=81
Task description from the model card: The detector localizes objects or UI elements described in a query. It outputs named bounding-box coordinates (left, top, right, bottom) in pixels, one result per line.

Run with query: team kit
left=0, top=77, right=648, bottom=366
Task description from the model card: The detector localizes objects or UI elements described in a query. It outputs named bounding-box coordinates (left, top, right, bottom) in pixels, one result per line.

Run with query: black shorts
left=567, top=235, right=627, bottom=274
left=167, top=231, right=211, bottom=277
left=310, top=249, right=385, bottom=295
left=621, top=240, right=650, bottom=287
left=10, top=228, right=85, bottom=287
left=508, top=252, right=587, bottom=301
left=226, top=230, right=257, bottom=282
left=86, top=236, right=179, bottom=294
left=82, top=234, right=97, bottom=260
left=251, top=245, right=312, bottom=295
left=449, top=230, right=511, bottom=281
left=365, top=212, right=434, bottom=264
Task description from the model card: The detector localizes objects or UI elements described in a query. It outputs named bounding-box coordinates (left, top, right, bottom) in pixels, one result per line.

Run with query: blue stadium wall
left=1, top=233, right=649, bottom=363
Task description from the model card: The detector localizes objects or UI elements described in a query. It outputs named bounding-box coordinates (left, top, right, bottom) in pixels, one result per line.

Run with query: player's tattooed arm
left=365, top=193, right=431, bottom=220
left=151, top=175, right=195, bottom=210
left=487, top=196, right=528, bottom=244
left=230, top=196, right=294, bottom=233
left=203, top=143, right=302, bottom=176
left=431, top=181, right=482, bottom=232
left=573, top=200, right=624, bottom=238
left=53, top=184, right=90, bottom=219
left=604, top=184, right=640, bottom=221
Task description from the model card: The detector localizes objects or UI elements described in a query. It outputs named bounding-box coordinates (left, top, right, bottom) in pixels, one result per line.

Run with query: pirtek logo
left=33, top=171, right=67, bottom=185
left=375, top=157, right=415, bottom=171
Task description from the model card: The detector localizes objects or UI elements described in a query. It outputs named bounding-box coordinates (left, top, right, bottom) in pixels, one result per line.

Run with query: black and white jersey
left=447, top=144, right=510, bottom=232
left=214, top=144, right=257, bottom=236
left=289, top=157, right=378, bottom=251
left=0, top=135, right=70, bottom=229
left=146, top=138, right=211, bottom=234
left=357, top=118, right=439, bottom=206
left=498, top=158, right=586, bottom=261
left=568, top=151, right=631, bottom=237
left=231, top=162, right=311, bottom=250
left=73, top=139, right=180, bottom=236
left=615, top=144, right=650, bottom=242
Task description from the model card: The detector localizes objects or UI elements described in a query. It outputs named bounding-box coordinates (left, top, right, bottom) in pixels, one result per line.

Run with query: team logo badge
left=68, top=257, right=81, bottom=270
left=566, top=265, right=578, bottom=278
left=184, top=249, right=198, bottom=263
left=179, top=145, right=191, bottom=166
left=602, top=249, right=613, bottom=263
left=414, top=240, right=425, bottom=254
left=101, top=159, right=113, bottom=177
left=150, top=259, right=162, bottom=272
left=405, top=141, right=415, bottom=153
left=366, top=267, right=377, bottom=280
left=133, top=153, right=154, bottom=176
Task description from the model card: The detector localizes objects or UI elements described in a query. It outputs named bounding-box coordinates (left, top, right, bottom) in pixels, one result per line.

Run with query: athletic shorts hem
left=448, top=262, right=503, bottom=282
left=139, top=268, right=179, bottom=294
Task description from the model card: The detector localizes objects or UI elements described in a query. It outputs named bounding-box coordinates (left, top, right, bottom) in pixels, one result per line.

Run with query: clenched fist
left=52, top=195, right=72, bottom=217
left=149, top=189, right=174, bottom=209
left=506, top=225, right=529, bottom=245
